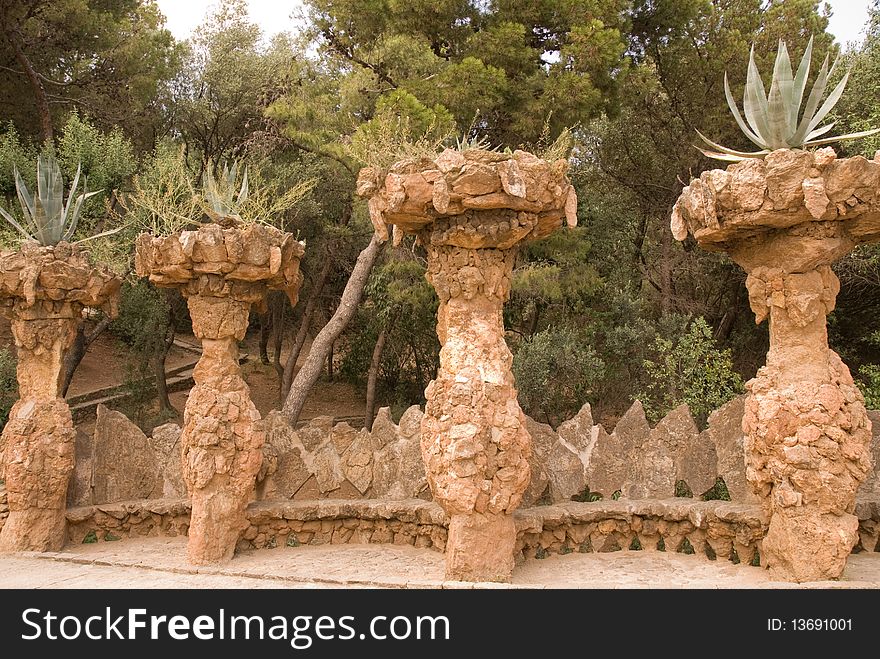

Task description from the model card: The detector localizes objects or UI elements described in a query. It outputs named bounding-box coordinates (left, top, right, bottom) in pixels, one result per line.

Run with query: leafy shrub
left=0, top=348, right=18, bottom=432
left=513, top=327, right=605, bottom=427
left=858, top=364, right=880, bottom=410
left=638, top=317, right=743, bottom=426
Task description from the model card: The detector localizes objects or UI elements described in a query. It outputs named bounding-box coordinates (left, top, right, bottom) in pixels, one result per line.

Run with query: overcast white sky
left=154, top=0, right=873, bottom=47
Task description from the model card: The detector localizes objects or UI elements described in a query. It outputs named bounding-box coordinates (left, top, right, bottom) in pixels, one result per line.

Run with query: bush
left=638, top=317, right=743, bottom=426
left=513, top=327, right=605, bottom=427
left=0, top=348, right=18, bottom=432
left=858, top=364, right=880, bottom=410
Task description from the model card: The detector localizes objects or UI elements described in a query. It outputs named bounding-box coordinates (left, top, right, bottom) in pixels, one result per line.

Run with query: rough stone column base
left=0, top=397, right=75, bottom=552
left=0, top=509, right=67, bottom=552
left=445, top=512, right=516, bottom=582
left=763, top=508, right=859, bottom=582
left=186, top=477, right=250, bottom=564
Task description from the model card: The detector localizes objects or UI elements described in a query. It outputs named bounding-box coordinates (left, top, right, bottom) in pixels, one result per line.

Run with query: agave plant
left=697, top=37, right=880, bottom=161
left=0, top=155, right=119, bottom=246
left=203, top=160, right=249, bottom=221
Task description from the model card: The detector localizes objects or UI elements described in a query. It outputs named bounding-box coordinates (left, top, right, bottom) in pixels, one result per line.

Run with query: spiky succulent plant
left=698, top=37, right=880, bottom=161
left=203, top=160, right=249, bottom=221
left=0, top=155, right=116, bottom=246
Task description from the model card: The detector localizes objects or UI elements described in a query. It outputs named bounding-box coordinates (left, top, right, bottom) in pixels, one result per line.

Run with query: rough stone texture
left=92, top=405, right=160, bottom=503
left=134, top=223, right=304, bottom=564
left=259, top=407, right=427, bottom=501
left=358, top=149, right=576, bottom=582
left=0, top=242, right=119, bottom=552
left=150, top=423, right=186, bottom=498
left=673, top=148, right=877, bottom=582
left=704, top=395, right=757, bottom=503
left=862, top=410, right=880, bottom=495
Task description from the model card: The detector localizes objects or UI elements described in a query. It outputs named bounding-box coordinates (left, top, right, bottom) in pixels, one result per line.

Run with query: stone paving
left=1, top=537, right=878, bottom=589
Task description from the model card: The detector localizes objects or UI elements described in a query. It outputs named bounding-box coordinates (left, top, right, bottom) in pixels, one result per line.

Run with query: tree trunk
left=60, top=316, right=112, bottom=397
left=7, top=30, right=53, bottom=144
left=327, top=342, right=334, bottom=381
left=364, top=328, right=387, bottom=431
left=258, top=311, right=271, bottom=364
left=154, top=322, right=175, bottom=413
left=272, top=293, right=285, bottom=380
left=281, top=254, right=333, bottom=397
left=659, top=219, right=673, bottom=315
left=281, top=233, right=384, bottom=425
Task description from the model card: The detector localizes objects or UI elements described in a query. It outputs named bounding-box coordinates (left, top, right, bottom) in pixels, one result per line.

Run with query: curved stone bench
left=48, top=496, right=880, bottom=566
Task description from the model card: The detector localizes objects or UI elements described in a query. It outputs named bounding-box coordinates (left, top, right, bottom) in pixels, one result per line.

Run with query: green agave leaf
left=766, top=77, right=789, bottom=148
left=772, top=40, right=795, bottom=141
left=238, top=166, right=249, bottom=204
left=790, top=54, right=831, bottom=145
left=724, top=73, right=767, bottom=148
left=0, top=205, right=36, bottom=241
left=803, top=127, right=880, bottom=146
left=806, top=122, right=836, bottom=141
left=803, top=69, right=850, bottom=138
left=13, top=166, right=35, bottom=221
left=73, top=225, right=123, bottom=244
left=695, top=129, right=770, bottom=157
left=695, top=147, right=751, bottom=162
left=744, top=46, right=772, bottom=143
left=791, top=36, right=813, bottom=128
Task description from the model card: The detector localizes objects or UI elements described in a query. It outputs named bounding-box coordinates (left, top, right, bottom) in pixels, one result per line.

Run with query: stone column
left=671, top=148, right=878, bottom=581
left=181, top=283, right=264, bottom=564
left=420, top=235, right=530, bottom=582
left=740, top=263, right=872, bottom=581
left=0, top=301, right=78, bottom=551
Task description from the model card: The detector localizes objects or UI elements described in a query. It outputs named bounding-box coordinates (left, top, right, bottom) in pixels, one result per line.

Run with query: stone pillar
left=740, top=264, right=872, bottom=581
left=421, top=237, right=530, bottom=582
left=0, top=301, right=78, bottom=551
left=181, top=285, right=264, bottom=564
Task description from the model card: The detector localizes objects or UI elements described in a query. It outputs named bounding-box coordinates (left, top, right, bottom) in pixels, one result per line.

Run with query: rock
left=661, top=404, right=717, bottom=497
left=524, top=416, right=584, bottom=502
left=262, top=411, right=311, bottom=499
left=522, top=417, right=552, bottom=506
left=150, top=423, right=186, bottom=498
left=66, top=427, right=95, bottom=507
left=584, top=401, right=650, bottom=498
left=92, top=405, right=160, bottom=504
left=372, top=406, right=426, bottom=499
left=704, top=395, right=756, bottom=502
left=859, top=410, right=880, bottom=495
left=764, top=149, right=812, bottom=209
left=342, top=429, right=373, bottom=495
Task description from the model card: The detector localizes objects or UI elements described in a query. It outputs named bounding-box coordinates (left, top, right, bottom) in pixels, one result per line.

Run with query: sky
left=155, top=0, right=873, bottom=46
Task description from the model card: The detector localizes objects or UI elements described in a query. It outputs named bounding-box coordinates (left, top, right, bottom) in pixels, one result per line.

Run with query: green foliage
left=0, top=123, right=37, bottom=204
left=344, top=89, right=455, bottom=171
left=699, top=38, right=880, bottom=160
left=701, top=477, right=732, bottom=501
left=119, top=142, right=200, bottom=238
left=571, top=486, right=603, bottom=503
left=638, top=317, right=744, bottom=425
left=342, top=255, right=440, bottom=411
left=513, top=327, right=605, bottom=427
left=0, top=155, right=106, bottom=245
left=111, top=279, right=171, bottom=356
left=0, top=348, right=18, bottom=432
left=0, top=0, right=181, bottom=149
left=859, top=364, right=880, bottom=409
left=674, top=480, right=693, bottom=498
left=56, top=111, right=138, bottom=195
left=82, top=531, right=98, bottom=544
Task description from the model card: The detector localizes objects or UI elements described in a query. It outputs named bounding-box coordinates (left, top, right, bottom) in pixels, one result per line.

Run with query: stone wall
left=39, top=496, right=880, bottom=564
left=70, top=398, right=879, bottom=508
